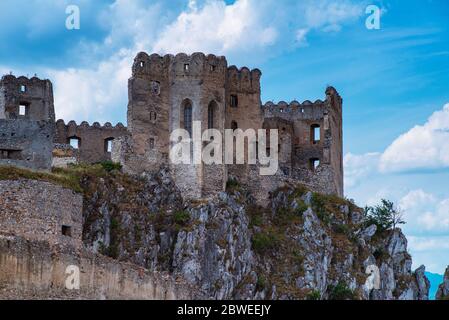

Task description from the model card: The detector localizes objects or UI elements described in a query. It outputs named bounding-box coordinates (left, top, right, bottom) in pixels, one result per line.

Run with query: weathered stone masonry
left=0, top=179, right=199, bottom=300
left=116, top=52, right=344, bottom=202
left=0, top=75, right=55, bottom=170
left=55, top=119, right=127, bottom=164
left=0, top=51, right=343, bottom=202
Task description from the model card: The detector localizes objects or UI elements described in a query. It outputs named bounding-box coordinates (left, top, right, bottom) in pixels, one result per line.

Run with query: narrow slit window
left=184, top=104, right=193, bottom=137
left=184, top=64, right=190, bottom=72
left=231, top=121, right=238, bottom=131
left=149, top=138, right=155, bottom=149
left=208, top=102, right=217, bottom=129
left=230, top=95, right=238, bottom=108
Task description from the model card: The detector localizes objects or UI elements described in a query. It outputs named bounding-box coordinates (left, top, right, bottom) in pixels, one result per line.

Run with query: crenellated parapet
left=132, top=52, right=228, bottom=79
left=227, top=66, right=261, bottom=93
left=54, top=119, right=128, bottom=164
left=262, top=99, right=326, bottom=121
left=56, top=119, right=126, bottom=130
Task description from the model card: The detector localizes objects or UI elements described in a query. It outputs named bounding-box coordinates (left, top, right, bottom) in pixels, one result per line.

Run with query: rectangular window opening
left=19, top=104, right=27, bottom=116
left=62, top=225, right=72, bottom=237
left=310, top=158, right=320, bottom=171
left=69, top=138, right=80, bottom=149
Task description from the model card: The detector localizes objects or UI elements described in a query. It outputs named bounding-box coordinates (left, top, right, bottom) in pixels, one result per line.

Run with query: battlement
left=262, top=99, right=326, bottom=121
left=227, top=66, right=261, bottom=92
left=55, top=119, right=126, bottom=130
left=55, top=119, right=127, bottom=164
left=132, top=52, right=228, bottom=77
left=0, top=74, right=52, bottom=87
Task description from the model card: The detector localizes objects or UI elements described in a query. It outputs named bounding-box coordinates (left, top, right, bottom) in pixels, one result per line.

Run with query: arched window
left=208, top=101, right=217, bottom=129
left=183, top=102, right=193, bottom=137
left=231, top=121, right=238, bottom=131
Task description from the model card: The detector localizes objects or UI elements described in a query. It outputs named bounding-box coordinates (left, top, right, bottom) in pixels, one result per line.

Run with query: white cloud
left=408, top=235, right=449, bottom=273
left=152, top=0, right=280, bottom=59
left=302, top=0, right=363, bottom=30
left=343, top=152, right=380, bottom=188
left=398, top=189, right=449, bottom=234
left=48, top=49, right=133, bottom=123
left=380, top=103, right=449, bottom=173
left=46, top=0, right=363, bottom=123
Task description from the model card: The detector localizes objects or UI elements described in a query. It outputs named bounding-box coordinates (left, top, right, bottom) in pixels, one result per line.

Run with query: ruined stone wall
left=0, top=119, right=54, bottom=170
left=0, top=179, right=83, bottom=248
left=262, top=88, right=343, bottom=197
left=122, top=52, right=229, bottom=199
left=0, top=236, right=199, bottom=300
left=0, top=75, right=55, bottom=122
left=0, top=75, right=55, bottom=170
left=325, top=87, right=344, bottom=197
left=225, top=67, right=263, bottom=131
left=0, top=178, right=199, bottom=300
left=119, top=52, right=343, bottom=201
left=55, top=120, right=127, bottom=164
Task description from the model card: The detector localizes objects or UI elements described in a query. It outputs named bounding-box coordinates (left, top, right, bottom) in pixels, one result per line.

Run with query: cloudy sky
left=1, top=0, right=448, bottom=273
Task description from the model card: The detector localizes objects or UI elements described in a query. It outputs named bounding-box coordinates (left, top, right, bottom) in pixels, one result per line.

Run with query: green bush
left=328, top=283, right=356, bottom=300
left=226, top=178, right=240, bottom=191
left=173, top=210, right=191, bottom=226
left=100, top=161, right=122, bottom=172
left=252, top=231, right=281, bottom=254
left=365, top=199, right=405, bottom=232
left=295, top=199, right=309, bottom=215
left=256, top=275, right=267, bottom=291
left=333, top=223, right=350, bottom=235
left=306, top=290, right=321, bottom=300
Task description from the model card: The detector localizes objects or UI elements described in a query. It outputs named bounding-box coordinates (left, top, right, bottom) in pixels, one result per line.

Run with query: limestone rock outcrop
left=81, top=168, right=430, bottom=300
left=436, top=266, right=449, bottom=300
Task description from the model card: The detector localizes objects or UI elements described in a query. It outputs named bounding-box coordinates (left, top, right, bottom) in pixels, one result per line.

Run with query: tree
left=365, top=199, right=405, bottom=231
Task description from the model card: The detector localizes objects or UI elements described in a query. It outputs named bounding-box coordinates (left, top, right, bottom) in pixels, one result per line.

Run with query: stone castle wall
left=0, top=119, right=54, bottom=170
left=54, top=120, right=127, bottom=164
left=0, top=75, right=55, bottom=122
left=0, top=179, right=200, bottom=300
left=0, top=51, right=343, bottom=201
left=0, top=179, right=83, bottom=247
left=0, top=75, right=55, bottom=170
left=0, top=236, right=199, bottom=300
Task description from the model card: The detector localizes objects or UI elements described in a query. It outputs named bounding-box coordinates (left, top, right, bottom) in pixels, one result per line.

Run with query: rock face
left=81, top=168, right=430, bottom=300
left=436, top=266, right=449, bottom=300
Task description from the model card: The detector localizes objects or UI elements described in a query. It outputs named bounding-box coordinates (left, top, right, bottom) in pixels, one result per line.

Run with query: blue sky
left=0, top=0, right=448, bottom=274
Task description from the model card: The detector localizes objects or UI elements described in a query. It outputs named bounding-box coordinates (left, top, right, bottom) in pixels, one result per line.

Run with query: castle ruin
left=0, top=52, right=343, bottom=202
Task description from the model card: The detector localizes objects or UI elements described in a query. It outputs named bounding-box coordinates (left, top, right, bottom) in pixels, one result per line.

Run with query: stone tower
left=120, top=52, right=229, bottom=198
left=0, top=75, right=55, bottom=170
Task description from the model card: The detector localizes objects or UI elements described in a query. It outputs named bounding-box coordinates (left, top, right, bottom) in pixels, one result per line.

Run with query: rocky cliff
left=436, top=267, right=449, bottom=300
left=79, top=166, right=430, bottom=300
